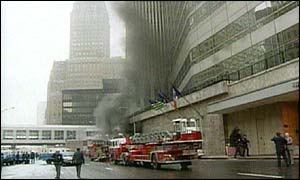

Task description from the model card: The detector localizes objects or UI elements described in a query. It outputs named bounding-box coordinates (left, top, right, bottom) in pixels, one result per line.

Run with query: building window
left=86, top=131, right=96, bottom=137
left=42, top=131, right=52, bottom=140
left=16, top=130, right=27, bottom=140
left=3, top=130, right=14, bottom=140
left=67, top=131, right=76, bottom=140
left=29, top=130, right=39, bottom=140
left=54, top=130, right=64, bottom=140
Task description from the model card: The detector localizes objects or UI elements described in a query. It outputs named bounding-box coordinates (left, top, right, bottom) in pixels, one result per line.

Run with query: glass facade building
left=122, top=1, right=299, bottom=155
left=62, top=89, right=104, bottom=125
left=123, top=1, right=299, bottom=108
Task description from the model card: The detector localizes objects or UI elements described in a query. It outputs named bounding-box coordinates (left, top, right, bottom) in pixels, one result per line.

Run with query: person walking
left=16, top=151, right=20, bottom=164
left=284, top=132, right=294, bottom=165
left=52, top=151, right=63, bottom=179
left=73, top=148, right=85, bottom=178
left=30, top=151, right=35, bottom=164
left=230, top=128, right=242, bottom=158
left=241, top=134, right=250, bottom=157
left=271, top=132, right=289, bottom=167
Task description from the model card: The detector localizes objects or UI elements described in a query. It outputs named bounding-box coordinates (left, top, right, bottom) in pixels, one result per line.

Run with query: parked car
left=39, top=153, right=54, bottom=164
left=62, top=152, right=75, bottom=166
left=1, top=150, right=15, bottom=166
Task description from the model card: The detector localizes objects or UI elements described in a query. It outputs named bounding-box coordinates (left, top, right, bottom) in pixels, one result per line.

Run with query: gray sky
left=1, top=1, right=125, bottom=125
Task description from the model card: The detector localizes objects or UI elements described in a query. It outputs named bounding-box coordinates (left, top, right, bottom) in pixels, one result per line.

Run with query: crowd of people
left=229, top=127, right=295, bottom=167
left=229, top=127, right=250, bottom=158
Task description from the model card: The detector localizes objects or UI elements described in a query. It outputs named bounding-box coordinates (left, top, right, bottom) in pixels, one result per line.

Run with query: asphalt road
left=1, top=159, right=299, bottom=179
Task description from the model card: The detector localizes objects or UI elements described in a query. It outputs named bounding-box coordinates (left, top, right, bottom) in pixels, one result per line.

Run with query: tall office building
left=46, top=58, right=125, bottom=125
left=70, top=1, right=110, bottom=60
left=121, top=1, right=299, bottom=155
left=46, top=1, right=126, bottom=126
left=122, top=2, right=186, bottom=107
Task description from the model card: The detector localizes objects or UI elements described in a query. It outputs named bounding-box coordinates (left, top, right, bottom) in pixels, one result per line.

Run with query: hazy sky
left=1, top=1, right=125, bottom=125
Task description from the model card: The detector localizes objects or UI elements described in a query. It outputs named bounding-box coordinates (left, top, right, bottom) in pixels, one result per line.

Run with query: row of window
left=174, top=1, right=298, bottom=88
left=2, top=130, right=76, bottom=140
left=172, top=1, right=226, bottom=67
left=72, top=42, right=105, bottom=46
left=62, top=101, right=98, bottom=107
left=182, top=23, right=299, bottom=94
left=71, top=50, right=107, bottom=56
left=63, top=107, right=94, bottom=113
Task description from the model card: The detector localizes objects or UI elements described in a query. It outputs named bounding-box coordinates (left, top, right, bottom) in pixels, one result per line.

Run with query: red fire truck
left=109, top=118, right=204, bottom=169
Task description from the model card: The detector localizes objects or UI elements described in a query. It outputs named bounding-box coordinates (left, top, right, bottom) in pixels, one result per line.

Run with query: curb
left=200, top=156, right=299, bottom=160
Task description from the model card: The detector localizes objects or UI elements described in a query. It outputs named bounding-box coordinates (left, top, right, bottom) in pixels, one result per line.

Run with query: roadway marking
left=238, top=172, right=283, bottom=179
left=104, top=167, right=113, bottom=171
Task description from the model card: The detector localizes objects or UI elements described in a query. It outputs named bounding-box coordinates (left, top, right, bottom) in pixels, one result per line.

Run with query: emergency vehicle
left=109, top=118, right=204, bottom=169
left=88, top=143, right=109, bottom=162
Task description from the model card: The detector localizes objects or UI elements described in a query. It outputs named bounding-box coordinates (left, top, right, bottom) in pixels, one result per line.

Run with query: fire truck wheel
left=122, top=157, right=128, bottom=166
left=151, top=154, right=161, bottom=170
left=113, top=160, right=118, bottom=165
left=180, top=162, right=189, bottom=170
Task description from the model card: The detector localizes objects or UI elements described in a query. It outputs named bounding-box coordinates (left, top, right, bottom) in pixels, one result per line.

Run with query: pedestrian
left=284, top=132, right=294, bottom=165
left=52, top=150, right=63, bottom=179
left=271, top=132, right=289, bottom=167
left=22, top=152, right=26, bottom=164
left=16, top=151, right=20, bottom=164
left=30, top=151, right=35, bottom=164
left=230, top=127, right=242, bottom=158
left=72, top=148, right=85, bottom=178
left=25, top=152, right=30, bottom=164
left=241, top=134, right=250, bottom=157
left=1, top=152, right=3, bottom=173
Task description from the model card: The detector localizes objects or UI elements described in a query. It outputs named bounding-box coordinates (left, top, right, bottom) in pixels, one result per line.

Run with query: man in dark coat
left=73, top=148, right=85, bottom=178
left=230, top=128, right=242, bottom=158
left=30, top=151, right=35, bottom=164
left=16, top=151, right=20, bottom=164
left=52, top=151, right=63, bottom=179
left=241, top=135, right=250, bottom=157
left=271, top=132, right=289, bottom=167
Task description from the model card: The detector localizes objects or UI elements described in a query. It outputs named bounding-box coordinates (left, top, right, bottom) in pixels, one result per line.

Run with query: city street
left=1, top=159, right=298, bottom=179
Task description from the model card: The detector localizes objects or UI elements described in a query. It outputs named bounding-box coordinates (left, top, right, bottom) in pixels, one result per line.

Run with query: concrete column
left=203, top=114, right=225, bottom=155
left=51, top=130, right=55, bottom=140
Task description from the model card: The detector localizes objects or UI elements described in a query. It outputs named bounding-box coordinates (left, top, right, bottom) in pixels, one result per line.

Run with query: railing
left=130, top=38, right=298, bottom=117
left=182, top=39, right=299, bottom=96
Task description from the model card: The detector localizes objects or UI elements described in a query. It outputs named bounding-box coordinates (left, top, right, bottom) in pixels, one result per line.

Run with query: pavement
left=201, top=155, right=300, bottom=159
left=1, top=158, right=299, bottom=179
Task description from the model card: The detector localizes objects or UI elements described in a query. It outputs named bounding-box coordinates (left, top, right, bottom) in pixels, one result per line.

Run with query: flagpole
left=158, top=92, right=186, bottom=118
left=180, top=95, right=204, bottom=135
left=169, top=82, right=204, bottom=134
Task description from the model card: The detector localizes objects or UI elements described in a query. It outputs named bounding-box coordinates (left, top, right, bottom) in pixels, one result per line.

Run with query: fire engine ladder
left=131, top=131, right=173, bottom=144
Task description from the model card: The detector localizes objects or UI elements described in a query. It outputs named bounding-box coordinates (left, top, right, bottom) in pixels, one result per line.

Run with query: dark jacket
left=52, top=153, right=63, bottom=165
left=73, top=151, right=84, bottom=165
left=271, top=135, right=287, bottom=152
left=241, top=137, right=250, bottom=148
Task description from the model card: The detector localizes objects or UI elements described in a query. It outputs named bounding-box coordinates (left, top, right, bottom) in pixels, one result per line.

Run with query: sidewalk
left=201, top=155, right=299, bottom=160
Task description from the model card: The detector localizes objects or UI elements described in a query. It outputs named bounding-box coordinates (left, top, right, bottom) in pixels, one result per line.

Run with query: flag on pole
left=172, top=86, right=182, bottom=98
left=172, top=86, right=181, bottom=109
left=158, top=91, right=170, bottom=103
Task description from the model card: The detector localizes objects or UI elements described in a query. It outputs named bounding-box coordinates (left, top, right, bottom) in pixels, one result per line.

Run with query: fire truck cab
left=109, top=134, right=131, bottom=165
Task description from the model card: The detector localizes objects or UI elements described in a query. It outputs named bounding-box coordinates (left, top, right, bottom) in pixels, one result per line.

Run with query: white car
left=62, top=152, right=75, bottom=166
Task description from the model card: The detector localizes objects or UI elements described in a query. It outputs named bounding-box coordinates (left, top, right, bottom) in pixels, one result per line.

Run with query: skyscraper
left=46, top=1, right=126, bottom=126
left=121, top=1, right=299, bottom=156
left=69, top=1, right=110, bottom=60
